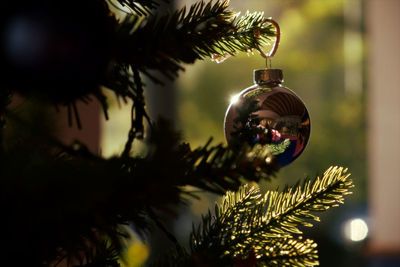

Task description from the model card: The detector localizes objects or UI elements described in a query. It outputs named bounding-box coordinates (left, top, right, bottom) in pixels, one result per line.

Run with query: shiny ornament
left=224, top=69, right=310, bottom=167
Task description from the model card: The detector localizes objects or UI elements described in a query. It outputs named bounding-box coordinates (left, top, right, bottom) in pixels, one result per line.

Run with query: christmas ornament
left=0, top=0, right=115, bottom=103
left=224, top=19, right=310, bottom=167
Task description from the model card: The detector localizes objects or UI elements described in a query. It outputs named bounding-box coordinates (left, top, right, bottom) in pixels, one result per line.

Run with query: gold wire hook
left=254, top=18, right=281, bottom=66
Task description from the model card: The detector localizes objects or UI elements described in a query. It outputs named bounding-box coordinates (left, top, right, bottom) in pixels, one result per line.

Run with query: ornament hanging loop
left=266, top=57, right=272, bottom=69
left=254, top=18, right=281, bottom=67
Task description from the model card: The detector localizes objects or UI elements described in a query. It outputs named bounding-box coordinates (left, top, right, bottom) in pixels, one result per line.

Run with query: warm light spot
left=343, top=218, right=368, bottom=242
left=229, top=93, right=240, bottom=105
left=265, top=156, right=272, bottom=164
left=119, top=237, right=149, bottom=267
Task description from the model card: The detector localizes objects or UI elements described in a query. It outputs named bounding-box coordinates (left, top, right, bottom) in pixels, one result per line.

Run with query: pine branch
left=147, top=244, right=190, bottom=267
left=185, top=167, right=353, bottom=266
left=102, top=64, right=151, bottom=148
left=143, top=119, right=278, bottom=195
left=73, top=241, right=121, bottom=267
left=0, top=115, right=279, bottom=265
left=112, top=0, right=275, bottom=80
left=254, top=237, right=319, bottom=267
left=103, top=63, right=136, bottom=99
left=111, top=0, right=168, bottom=15
left=0, top=1, right=353, bottom=266
left=1, top=1, right=274, bottom=128
left=263, top=166, right=353, bottom=236
left=103, top=1, right=276, bottom=134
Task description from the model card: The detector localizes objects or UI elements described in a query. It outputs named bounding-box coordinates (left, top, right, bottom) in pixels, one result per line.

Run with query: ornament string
left=254, top=18, right=281, bottom=68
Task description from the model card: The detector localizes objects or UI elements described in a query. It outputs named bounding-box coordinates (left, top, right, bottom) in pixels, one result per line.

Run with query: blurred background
left=98, top=0, right=400, bottom=266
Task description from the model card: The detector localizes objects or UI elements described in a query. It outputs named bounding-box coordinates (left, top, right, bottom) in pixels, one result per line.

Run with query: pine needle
left=187, top=166, right=353, bottom=266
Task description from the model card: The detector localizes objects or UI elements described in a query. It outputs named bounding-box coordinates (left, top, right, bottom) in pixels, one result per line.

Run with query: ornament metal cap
left=254, top=69, right=283, bottom=85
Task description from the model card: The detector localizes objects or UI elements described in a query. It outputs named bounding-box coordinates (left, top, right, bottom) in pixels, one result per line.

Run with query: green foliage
left=145, top=167, right=353, bottom=266
left=102, top=0, right=277, bottom=143
left=187, top=166, right=353, bottom=266
left=72, top=241, right=121, bottom=267
left=0, top=113, right=279, bottom=265
left=112, top=0, right=167, bottom=15
left=262, top=166, right=352, bottom=235
left=0, top=0, right=356, bottom=266
left=112, top=0, right=275, bottom=80
left=177, top=0, right=366, bottom=199
left=269, top=139, right=291, bottom=155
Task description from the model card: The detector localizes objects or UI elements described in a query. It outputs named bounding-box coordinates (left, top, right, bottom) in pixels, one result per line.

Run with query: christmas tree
left=0, top=0, right=354, bottom=266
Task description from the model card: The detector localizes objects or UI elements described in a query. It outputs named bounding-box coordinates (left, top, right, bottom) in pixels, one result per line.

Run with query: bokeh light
left=343, top=218, right=368, bottom=242
left=229, top=93, right=240, bottom=105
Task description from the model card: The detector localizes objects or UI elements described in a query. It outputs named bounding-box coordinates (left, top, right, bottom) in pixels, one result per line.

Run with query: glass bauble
left=224, top=69, right=311, bottom=167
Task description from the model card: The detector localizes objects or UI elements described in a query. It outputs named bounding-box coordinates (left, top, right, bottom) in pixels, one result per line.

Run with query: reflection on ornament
left=229, top=93, right=241, bottom=105
left=224, top=69, right=310, bottom=167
